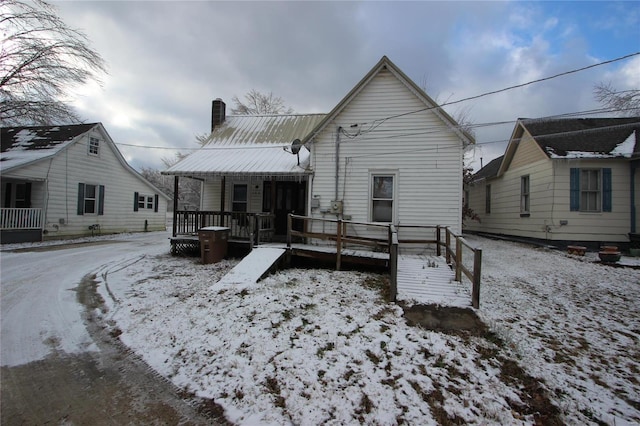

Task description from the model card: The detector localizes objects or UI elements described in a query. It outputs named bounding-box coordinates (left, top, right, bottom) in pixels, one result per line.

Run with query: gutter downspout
left=631, top=161, right=637, bottom=234
left=335, top=127, right=341, bottom=202
left=172, top=176, right=179, bottom=237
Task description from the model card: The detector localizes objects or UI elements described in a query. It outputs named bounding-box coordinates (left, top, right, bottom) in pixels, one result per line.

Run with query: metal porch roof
left=164, top=114, right=325, bottom=177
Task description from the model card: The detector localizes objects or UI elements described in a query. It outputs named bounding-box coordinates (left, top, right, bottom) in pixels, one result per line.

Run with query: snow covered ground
left=90, top=235, right=639, bottom=425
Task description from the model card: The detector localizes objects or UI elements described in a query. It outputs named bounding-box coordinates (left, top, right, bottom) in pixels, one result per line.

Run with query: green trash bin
left=198, top=226, right=230, bottom=264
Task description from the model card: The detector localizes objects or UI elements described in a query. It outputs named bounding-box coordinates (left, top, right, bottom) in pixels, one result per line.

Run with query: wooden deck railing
left=287, top=214, right=390, bottom=269
left=0, top=208, right=43, bottom=230
left=287, top=214, right=482, bottom=308
left=444, top=228, right=482, bottom=308
left=173, top=211, right=275, bottom=245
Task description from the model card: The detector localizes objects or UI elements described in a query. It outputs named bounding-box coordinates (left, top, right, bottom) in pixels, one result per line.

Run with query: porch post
left=220, top=176, right=226, bottom=227
left=172, top=176, right=179, bottom=237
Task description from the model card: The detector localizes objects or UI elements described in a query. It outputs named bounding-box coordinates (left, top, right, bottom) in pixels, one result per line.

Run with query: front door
left=263, top=181, right=306, bottom=236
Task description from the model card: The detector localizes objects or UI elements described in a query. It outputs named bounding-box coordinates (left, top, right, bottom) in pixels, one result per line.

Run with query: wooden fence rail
left=287, top=214, right=482, bottom=308
left=444, top=227, right=482, bottom=309
left=173, top=211, right=275, bottom=245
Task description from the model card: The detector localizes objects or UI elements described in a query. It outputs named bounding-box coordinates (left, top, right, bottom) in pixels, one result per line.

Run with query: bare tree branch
left=230, top=89, right=293, bottom=115
left=593, top=82, right=640, bottom=117
left=0, top=0, right=107, bottom=125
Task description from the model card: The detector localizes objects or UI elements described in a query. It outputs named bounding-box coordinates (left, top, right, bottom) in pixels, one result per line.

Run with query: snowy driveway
left=0, top=232, right=169, bottom=367
left=0, top=231, right=221, bottom=424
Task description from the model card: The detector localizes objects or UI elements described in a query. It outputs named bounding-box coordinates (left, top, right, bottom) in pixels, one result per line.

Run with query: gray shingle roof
left=521, top=117, right=640, bottom=158
left=472, top=155, right=503, bottom=181
left=1, top=124, right=97, bottom=152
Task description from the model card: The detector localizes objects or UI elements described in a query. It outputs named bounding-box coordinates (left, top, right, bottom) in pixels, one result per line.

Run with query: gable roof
left=0, top=123, right=170, bottom=200
left=472, top=155, right=504, bottom=181
left=523, top=117, right=640, bottom=159
left=497, top=117, right=640, bottom=176
left=1, top=124, right=97, bottom=171
left=301, top=55, right=475, bottom=147
left=164, top=114, right=326, bottom=178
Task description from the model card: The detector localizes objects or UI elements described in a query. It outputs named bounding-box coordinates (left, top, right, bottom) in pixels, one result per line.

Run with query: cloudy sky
left=55, top=1, right=640, bottom=172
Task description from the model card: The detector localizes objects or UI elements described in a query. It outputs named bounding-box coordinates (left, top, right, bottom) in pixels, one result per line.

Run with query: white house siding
left=309, top=68, right=463, bottom=240
left=5, top=126, right=167, bottom=239
left=201, top=179, right=223, bottom=210
left=466, top=155, right=633, bottom=243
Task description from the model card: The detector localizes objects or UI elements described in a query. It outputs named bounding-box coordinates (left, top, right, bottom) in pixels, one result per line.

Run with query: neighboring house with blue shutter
left=1, top=123, right=169, bottom=243
left=465, top=117, right=640, bottom=245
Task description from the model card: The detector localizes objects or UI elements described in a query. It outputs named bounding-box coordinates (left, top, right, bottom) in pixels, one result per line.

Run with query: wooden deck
left=288, top=244, right=471, bottom=307
left=396, top=255, right=471, bottom=307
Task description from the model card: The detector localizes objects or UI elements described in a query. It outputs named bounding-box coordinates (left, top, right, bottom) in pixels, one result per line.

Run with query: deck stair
left=396, top=255, right=471, bottom=307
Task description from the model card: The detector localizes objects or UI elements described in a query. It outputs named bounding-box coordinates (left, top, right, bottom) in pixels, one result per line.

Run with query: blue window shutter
left=77, top=183, right=85, bottom=215
left=134, top=192, right=139, bottom=212
left=154, top=194, right=159, bottom=213
left=602, top=168, right=612, bottom=212
left=570, top=168, right=580, bottom=211
left=98, top=185, right=105, bottom=215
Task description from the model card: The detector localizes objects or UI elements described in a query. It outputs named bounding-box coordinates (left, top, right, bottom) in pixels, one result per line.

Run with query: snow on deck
left=396, top=255, right=471, bottom=307
left=288, top=243, right=389, bottom=259
left=212, top=247, right=286, bottom=290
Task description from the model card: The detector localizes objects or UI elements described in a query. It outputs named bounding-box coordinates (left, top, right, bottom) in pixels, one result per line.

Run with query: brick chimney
left=211, top=98, right=226, bottom=132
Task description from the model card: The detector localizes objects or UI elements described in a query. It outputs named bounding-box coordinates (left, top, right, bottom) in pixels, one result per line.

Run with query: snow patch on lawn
left=96, top=236, right=640, bottom=425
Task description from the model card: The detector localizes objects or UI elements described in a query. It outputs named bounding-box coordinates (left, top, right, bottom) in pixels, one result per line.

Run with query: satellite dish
left=291, top=139, right=302, bottom=154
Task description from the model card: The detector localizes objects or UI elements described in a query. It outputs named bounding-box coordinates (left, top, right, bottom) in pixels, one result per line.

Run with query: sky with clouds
left=55, top=1, right=640, bottom=172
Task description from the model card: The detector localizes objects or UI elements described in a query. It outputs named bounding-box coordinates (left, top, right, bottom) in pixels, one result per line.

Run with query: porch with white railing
left=1, top=208, right=43, bottom=230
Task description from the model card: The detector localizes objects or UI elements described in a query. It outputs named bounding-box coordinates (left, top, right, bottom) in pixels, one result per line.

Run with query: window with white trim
left=77, top=183, right=104, bottom=215
left=89, top=137, right=100, bottom=156
left=580, top=169, right=601, bottom=212
left=570, top=168, right=611, bottom=213
left=134, top=193, right=157, bottom=211
left=370, top=174, right=395, bottom=223
left=232, top=184, right=248, bottom=212
left=84, top=184, right=97, bottom=213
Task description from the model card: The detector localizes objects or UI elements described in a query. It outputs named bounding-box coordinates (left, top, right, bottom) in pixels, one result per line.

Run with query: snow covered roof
left=1, top=124, right=97, bottom=172
left=522, top=117, right=640, bottom=159
left=164, top=114, right=326, bottom=178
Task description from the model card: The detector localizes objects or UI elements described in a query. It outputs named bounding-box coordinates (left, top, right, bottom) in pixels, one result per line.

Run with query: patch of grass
left=361, top=275, right=391, bottom=300
left=264, top=376, right=286, bottom=409
left=365, top=349, right=381, bottom=365
left=498, top=357, right=563, bottom=425
left=343, top=368, right=356, bottom=381
left=355, top=392, right=374, bottom=421
left=372, top=306, right=396, bottom=321
left=317, top=342, right=335, bottom=358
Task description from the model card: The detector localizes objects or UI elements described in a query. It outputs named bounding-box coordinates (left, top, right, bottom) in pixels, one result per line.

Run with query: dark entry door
left=264, top=181, right=306, bottom=236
